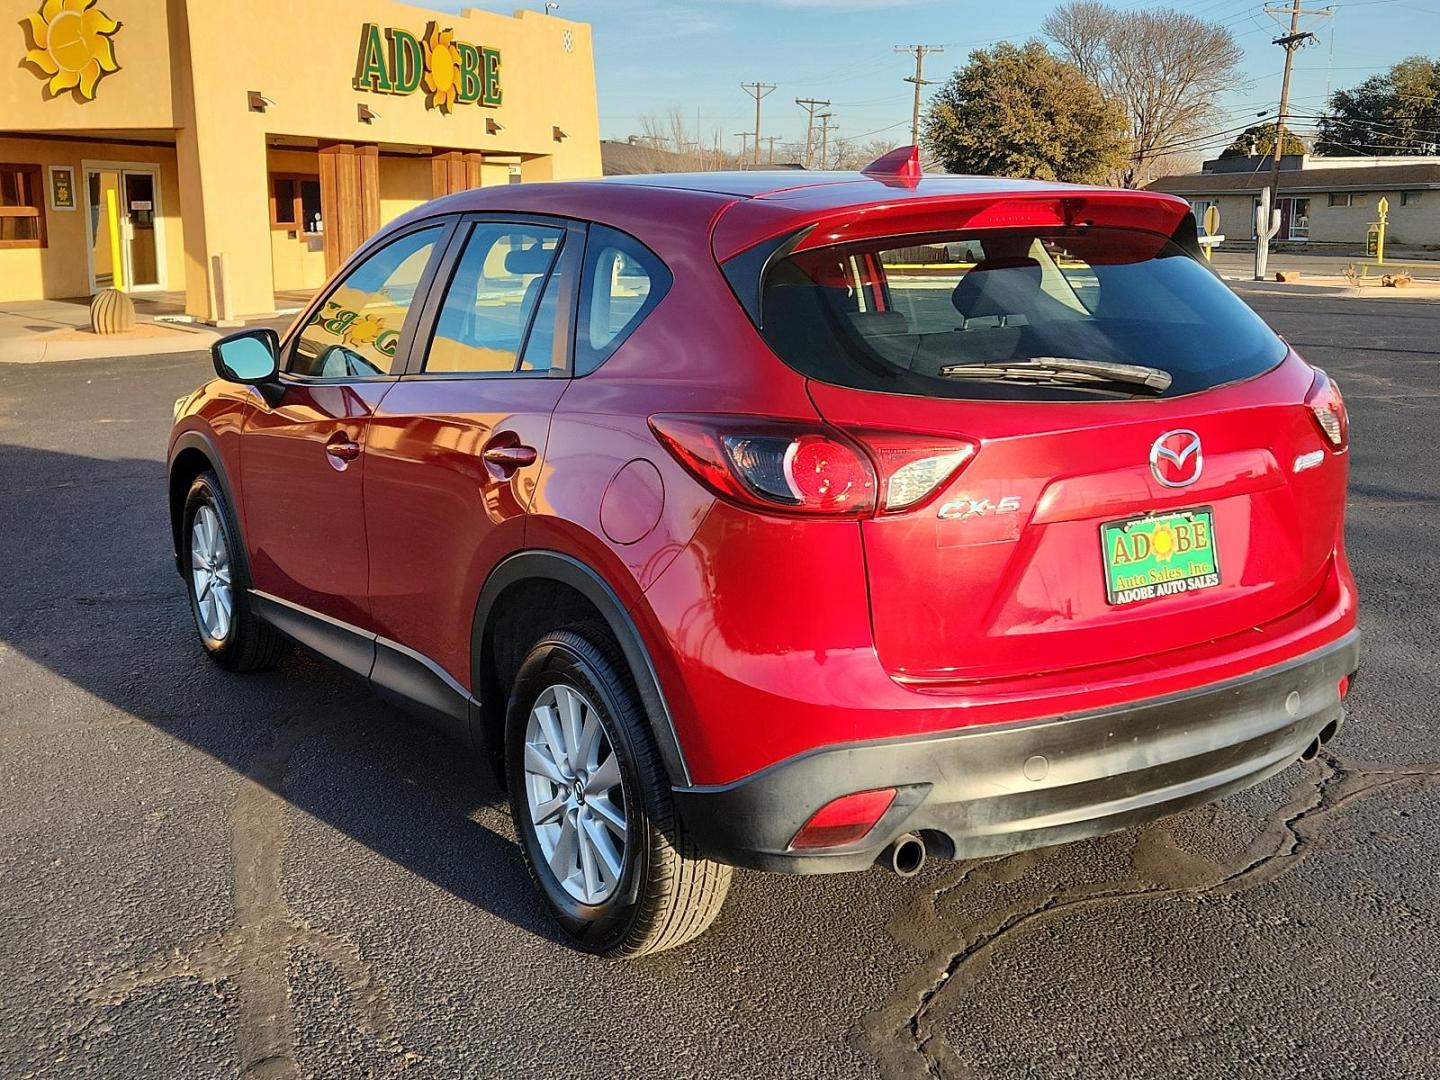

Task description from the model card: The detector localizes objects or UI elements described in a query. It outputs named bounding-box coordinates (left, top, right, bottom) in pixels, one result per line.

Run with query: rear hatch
left=744, top=194, right=1348, bottom=682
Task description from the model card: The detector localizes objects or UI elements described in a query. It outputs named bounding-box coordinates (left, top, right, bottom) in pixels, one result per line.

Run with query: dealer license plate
left=1100, top=507, right=1220, bottom=606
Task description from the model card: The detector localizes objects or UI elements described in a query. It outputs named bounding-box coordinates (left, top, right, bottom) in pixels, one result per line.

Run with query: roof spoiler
left=860, top=145, right=922, bottom=187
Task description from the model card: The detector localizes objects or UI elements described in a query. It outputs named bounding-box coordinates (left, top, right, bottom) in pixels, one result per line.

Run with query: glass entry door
left=85, top=165, right=161, bottom=292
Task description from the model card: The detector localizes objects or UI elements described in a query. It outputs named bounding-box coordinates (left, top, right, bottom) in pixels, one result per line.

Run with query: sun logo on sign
left=21, top=0, right=120, bottom=102
left=421, top=21, right=462, bottom=113
left=343, top=313, right=387, bottom=348
left=1151, top=523, right=1176, bottom=562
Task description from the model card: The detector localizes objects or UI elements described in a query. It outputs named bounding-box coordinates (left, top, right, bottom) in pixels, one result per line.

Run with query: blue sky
left=463, top=0, right=1440, bottom=158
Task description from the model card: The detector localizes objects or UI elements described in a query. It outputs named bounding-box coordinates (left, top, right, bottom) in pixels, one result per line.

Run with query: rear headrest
left=504, top=244, right=553, bottom=275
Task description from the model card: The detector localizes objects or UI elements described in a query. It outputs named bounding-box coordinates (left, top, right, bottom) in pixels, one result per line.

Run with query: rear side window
left=575, top=225, right=671, bottom=375
left=425, top=223, right=564, bottom=374
left=757, top=227, right=1286, bottom=400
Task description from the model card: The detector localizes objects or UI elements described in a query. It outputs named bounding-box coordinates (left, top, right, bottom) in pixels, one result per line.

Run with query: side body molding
left=472, top=550, right=692, bottom=787
left=249, top=590, right=474, bottom=743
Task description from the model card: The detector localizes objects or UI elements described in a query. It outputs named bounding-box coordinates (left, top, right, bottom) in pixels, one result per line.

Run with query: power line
left=895, top=45, right=944, bottom=146
left=817, top=112, right=835, bottom=169
left=795, top=97, right=830, bottom=170
left=1263, top=0, right=1332, bottom=221
left=739, top=82, right=776, bottom=166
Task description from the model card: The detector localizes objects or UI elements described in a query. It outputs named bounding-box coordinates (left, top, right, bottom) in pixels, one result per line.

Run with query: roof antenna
left=861, top=145, right=922, bottom=186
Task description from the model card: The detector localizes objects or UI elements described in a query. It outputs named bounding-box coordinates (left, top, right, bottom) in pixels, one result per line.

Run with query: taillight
left=650, top=415, right=876, bottom=517
left=1305, top=369, right=1349, bottom=450
left=789, top=788, right=897, bottom=850
left=649, top=414, right=975, bottom=518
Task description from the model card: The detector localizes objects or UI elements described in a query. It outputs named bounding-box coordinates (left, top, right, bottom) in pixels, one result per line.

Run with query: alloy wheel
left=523, top=683, right=629, bottom=905
left=190, top=504, right=233, bottom=642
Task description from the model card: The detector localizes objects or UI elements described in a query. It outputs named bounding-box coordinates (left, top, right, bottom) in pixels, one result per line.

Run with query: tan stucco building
left=1, top=0, right=601, bottom=320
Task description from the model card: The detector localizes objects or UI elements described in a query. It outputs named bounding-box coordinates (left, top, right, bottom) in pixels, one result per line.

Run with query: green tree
left=1316, top=56, right=1440, bottom=156
left=923, top=41, right=1129, bottom=183
left=1219, top=124, right=1308, bottom=159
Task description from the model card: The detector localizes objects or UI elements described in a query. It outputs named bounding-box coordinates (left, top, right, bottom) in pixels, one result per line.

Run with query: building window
left=1284, top=197, right=1310, bottom=240
left=1328, top=192, right=1352, bottom=208
left=270, top=174, right=323, bottom=234
left=0, top=163, right=46, bottom=249
left=1401, top=190, right=1422, bottom=206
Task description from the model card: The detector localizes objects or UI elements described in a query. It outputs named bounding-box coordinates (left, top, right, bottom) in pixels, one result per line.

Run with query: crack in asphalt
left=83, top=716, right=403, bottom=1077
left=855, top=754, right=1440, bottom=1080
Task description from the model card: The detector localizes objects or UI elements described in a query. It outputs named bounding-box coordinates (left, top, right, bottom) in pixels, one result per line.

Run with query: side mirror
left=212, top=328, right=279, bottom=385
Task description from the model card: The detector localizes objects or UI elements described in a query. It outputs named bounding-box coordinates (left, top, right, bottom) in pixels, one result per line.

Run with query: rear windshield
left=757, top=226, right=1286, bottom=400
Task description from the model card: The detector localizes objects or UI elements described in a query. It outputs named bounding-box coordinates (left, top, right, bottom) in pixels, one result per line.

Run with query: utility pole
left=764, top=135, right=779, bottom=165
left=795, top=97, right=830, bottom=169
left=734, top=131, right=752, bottom=161
left=817, top=112, right=834, bottom=169
left=895, top=45, right=943, bottom=146
left=1258, top=1, right=1329, bottom=279
left=740, top=82, right=776, bottom=165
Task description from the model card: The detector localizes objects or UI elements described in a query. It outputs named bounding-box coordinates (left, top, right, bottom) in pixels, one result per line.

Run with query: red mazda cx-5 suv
left=168, top=149, right=1358, bottom=957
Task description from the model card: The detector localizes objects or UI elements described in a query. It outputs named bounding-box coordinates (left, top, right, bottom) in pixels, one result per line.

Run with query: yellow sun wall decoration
left=422, top=22, right=461, bottom=114
left=22, top=0, right=120, bottom=102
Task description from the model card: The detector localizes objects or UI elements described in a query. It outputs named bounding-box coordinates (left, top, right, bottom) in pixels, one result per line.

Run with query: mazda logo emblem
left=1150, top=429, right=1203, bottom=488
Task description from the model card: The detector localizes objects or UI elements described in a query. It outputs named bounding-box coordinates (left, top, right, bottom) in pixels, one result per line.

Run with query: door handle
left=482, top=445, right=538, bottom=471
left=326, top=437, right=361, bottom=461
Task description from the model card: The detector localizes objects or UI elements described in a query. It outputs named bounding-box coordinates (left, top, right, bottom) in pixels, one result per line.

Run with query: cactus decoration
left=1253, top=186, right=1282, bottom=281
left=90, top=288, right=136, bottom=335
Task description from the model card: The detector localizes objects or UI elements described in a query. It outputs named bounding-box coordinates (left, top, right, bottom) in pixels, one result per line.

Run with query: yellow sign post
left=1374, top=196, right=1389, bottom=265
left=105, top=186, right=125, bottom=292
left=1202, top=204, right=1221, bottom=261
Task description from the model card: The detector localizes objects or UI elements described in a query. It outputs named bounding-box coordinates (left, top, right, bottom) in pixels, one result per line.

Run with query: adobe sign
left=353, top=20, right=502, bottom=114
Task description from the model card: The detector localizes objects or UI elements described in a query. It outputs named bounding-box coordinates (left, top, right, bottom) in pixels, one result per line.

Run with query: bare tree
left=1044, top=2, right=1244, bottom=187
left=632, top=108, right=746, bottom=172
left=829, top=138, right=904, bottom=170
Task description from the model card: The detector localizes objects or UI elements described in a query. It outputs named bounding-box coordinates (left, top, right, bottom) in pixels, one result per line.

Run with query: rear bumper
left=672, top=630, right=1360, bottom=874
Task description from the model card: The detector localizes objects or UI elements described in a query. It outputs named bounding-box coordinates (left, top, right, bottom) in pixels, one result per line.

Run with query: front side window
left=0, top=164, right=45, bottom=248
left=425, top=223, right=564, bottom=374
left=291, top=225, right=443, bottom=378
left=575, top=225, right=671, bottom=375
left=757, top=226, right=1287, bottom=400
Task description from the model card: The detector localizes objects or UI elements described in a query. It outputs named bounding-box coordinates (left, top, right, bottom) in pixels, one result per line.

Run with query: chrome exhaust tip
left=881, top=833, right=927, bottom=877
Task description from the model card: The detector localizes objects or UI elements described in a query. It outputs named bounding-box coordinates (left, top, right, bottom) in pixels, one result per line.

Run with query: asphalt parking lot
left=2, top=286, right=1437, bottom=1080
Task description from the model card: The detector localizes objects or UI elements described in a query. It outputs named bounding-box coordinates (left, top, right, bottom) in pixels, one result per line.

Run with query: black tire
left=181, top=471, right=286, bottom=672
left=505, top=627, right=732, bottom=957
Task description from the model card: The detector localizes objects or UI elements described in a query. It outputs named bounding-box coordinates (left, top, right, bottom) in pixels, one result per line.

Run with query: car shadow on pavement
left=0, top=440, right=565, bottom=947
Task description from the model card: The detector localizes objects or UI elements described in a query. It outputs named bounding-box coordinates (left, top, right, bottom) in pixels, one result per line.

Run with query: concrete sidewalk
left=1208, top=247, right=1440, bottom=283
left=1223, top=273, right=1440, bottom=300
left=0, top=296, right=221, bottom=364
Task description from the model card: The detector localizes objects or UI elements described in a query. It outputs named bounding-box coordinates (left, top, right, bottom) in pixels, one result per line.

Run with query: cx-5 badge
left=937, top=495, right=1022, bottom=520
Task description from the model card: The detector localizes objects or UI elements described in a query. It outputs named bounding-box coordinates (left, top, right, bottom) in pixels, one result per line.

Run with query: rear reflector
left=789, top=787, right=897, bottom=850
left=1338, top=675, right=1350, bottom=699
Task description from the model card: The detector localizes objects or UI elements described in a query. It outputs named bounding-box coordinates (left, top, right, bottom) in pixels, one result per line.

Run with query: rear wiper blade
left=938, top=357, right=1172, bottom=393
